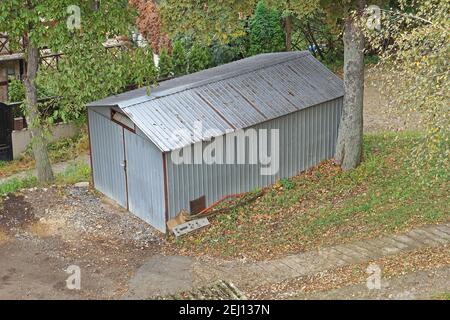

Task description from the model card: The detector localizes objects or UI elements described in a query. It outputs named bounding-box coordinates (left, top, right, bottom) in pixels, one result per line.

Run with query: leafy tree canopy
left=0, top=0, right=157, bottom=122
left=364, top=0, right=449, bottom=174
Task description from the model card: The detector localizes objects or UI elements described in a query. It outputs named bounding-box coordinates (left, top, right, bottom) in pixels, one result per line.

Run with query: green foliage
left=160, top=0, right=256, bottom=45
left=0, top=176, right=38, bottom=196
left=158, top=47, right=173, bottom=79
left=364, top=0, right=449, bottom=174
left=0, top=161, right=91, bottom=196
left=39, top=44, right=156, bottom=122
left=128, top=47, right=157, bottom=89
left=172, top=41, right=188, bottom=76
left=45, top=132, right=89, bottom=164
left=210, top=42, right=239, bottom=66
left=188, top=43, right=212, bottom=73
left=279, top=178, right=295, bottom=190
left=56, top=162, right=91, bottom=185
left=7, top=79, right=25, bottom=103
left=248, top=1, right=286, bottom=56
left=0, top=1, right=156, bottom=124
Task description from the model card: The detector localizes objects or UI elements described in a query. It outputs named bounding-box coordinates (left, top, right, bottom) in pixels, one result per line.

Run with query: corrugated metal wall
left=124, top=130, right=166, bottom=232
left=165, top=98, right=342, bottom=218
left=89, top=107, right=166, bottom=232
left=88, top=109, right=128, bottom=208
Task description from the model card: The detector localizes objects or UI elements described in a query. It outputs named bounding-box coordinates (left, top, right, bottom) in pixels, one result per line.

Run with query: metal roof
left=88, top=51, right=344, bottom=152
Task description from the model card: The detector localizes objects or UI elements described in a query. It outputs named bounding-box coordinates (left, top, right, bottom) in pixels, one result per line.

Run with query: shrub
left=172, top=41, right=188, bottom=76
left=158, top=47, right=173, bottom=79
left=188, top=43, right=212, bottom=73
left=248, top=1, right=285, bottom=56
left=7, top=79, right=25, bottom=103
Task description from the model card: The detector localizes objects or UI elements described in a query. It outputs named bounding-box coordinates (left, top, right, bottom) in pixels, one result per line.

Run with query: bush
left=210, top=41, right=242, bottom=67
left=7, top=79, right=25, bottom=103
left=248, top=1, right=285, bottom=56
left=188, top=43, right=212, bottom=73
left=56, top=162, right=91, bottom=185
left=158, top=47, right=173, bottom=79
left=172, top=41, right=188, bottom=76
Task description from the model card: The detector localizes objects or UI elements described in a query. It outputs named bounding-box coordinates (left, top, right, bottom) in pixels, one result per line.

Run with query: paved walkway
left=293, top=266, right=450, bottom=300
left=198, top=222, right=450, bottom=288
left=127, top=222, right=450, bottom=298
left=0, top=154, right=90, bottom=184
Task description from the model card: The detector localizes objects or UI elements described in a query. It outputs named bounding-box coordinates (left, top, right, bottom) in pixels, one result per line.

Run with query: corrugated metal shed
left=88, top=51, right=343, bottom=152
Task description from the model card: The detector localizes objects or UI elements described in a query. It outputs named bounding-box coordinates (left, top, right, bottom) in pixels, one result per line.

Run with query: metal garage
left=86, top=51, right=344, bottom=233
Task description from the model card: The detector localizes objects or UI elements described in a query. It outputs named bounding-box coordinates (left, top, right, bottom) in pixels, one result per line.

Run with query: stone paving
left=127, top=222, right=450, bottom=298
left=192, top=222, right=450, bottom=289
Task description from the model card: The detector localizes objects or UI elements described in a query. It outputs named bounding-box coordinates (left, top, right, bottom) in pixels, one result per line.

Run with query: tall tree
left=301, top=0, right=372, bottom=170
left=160, top=0, right=257, bottom=45
left=331, top=0, right=366, bottom=170
left=0, top=1, right=148, bottom=182
left=248, top=1, right=286, bottom=56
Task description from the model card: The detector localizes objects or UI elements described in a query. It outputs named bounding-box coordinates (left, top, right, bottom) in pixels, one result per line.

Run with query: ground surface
left=1, top=183, right=448, bottom=299
left=0, top=185, right=162, bottom=299
left=0, top=76, right=446, bottom=300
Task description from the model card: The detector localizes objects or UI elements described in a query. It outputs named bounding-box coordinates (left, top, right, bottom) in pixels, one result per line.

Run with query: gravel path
left=0, top=185, right=163, bottom=299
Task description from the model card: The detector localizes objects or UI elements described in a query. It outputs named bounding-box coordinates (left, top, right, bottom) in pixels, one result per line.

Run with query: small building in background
left=87, top=51, right=344, bottom=233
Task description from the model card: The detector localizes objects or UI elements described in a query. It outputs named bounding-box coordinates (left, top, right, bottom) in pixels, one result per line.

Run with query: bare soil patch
left=0, top=186, right=164, bottom=299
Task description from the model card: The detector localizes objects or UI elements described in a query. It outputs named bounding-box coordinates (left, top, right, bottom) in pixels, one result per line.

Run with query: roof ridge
left=122, top=51, right=310, bottom=109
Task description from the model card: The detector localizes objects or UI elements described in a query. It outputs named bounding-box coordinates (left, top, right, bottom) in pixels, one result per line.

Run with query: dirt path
left=0, top=185, right=163, bottom=299
left=128, top=224, right=450, bottom=299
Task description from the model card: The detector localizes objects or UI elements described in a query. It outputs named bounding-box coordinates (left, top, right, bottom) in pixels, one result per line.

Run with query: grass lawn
left=168, top=132, right=449, bottom=260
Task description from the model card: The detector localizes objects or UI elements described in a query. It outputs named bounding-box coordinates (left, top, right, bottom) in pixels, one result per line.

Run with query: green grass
left=170, top=132, right=449, bottom=260
left=433, top=293, right=450, bottom=300
left=56, top=161, right=91, bottom=185
left=0, top=176, right=38, bottom=196
left=0, top=161, right=91, bottom=196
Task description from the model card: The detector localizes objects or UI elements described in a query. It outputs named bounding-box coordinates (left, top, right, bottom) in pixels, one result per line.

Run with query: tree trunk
left=334, top=17, right=365, bottom=171
left=285, top=15, right=293, bottom=51
left=23, top=44, right=54, bottom=183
